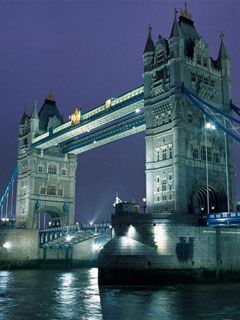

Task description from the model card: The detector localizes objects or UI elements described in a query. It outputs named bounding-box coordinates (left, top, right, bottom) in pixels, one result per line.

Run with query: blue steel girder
left=32, top=86, right=144, bottom=150
left=64, top=113, right=146, bottom=154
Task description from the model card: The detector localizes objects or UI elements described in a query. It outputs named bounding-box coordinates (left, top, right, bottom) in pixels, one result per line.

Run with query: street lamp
left=143, top=198, right=146, bottom=214
left=204, top=119, right=216, bottom=214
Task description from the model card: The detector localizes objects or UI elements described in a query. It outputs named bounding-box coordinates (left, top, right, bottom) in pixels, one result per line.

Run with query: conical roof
left=38, top=92, right=64, bottom=132
left=144, top=25, right=155, bottom=53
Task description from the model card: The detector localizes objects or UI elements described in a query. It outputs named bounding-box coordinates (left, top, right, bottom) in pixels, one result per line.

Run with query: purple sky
left=0, top=0, right=240, bottom=223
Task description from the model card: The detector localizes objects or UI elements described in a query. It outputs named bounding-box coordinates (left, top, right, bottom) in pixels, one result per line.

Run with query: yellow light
left=105, top=98, right=111, bottom=109
left=69, top=108, right=81, bottom=125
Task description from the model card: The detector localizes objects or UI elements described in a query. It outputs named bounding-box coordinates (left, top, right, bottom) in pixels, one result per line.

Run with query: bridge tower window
left=48, top=163, right=57, bottom=175
left=47, top=186, right=57, bottom=196
left=38, top=165, right=43, bottom=173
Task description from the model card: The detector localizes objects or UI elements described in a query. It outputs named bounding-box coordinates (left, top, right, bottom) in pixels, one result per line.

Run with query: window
left=197, top=55, right=201, bottom=65
left=210, top=79, right=215, bottom=87
left=47, top=186, right=57, bottom=196
left=40, top=187, right=46, bottom=195
left=162, top=180, right=167, bottom=191
left=168, top=111, right=172, bottom=123
left=157, top=186, right=160, bottom=193
left=58, top=188, right=63, bottom=196
left=62, top=169, right=67, bottom=176
left=204, top=77, right=209, bottom=85
left=191, top=73, right=196, bottom=82
left=188, top=112, right=193, bottom=123
left=38, top=165, right=43, bottom=173
left=193, top=149, right=199, bottom=159
left=214, top=153, right=220, bottom=163
left=162, top=148, right=167, bottom=160
left=203, top=58, right=208, bottom=68
left=201, top=146, right=206, bottom=160
left=162, top=194, right=167, bottom=201
left=169, top=174, right=172, bottom=181
left=156, top=149, right=160, bottom=162
left=207, top=147, right=212, bottom=162
left=48, top=163, right=57, bottom=175
left=169, top=184, right=173, bottom=191
left=169, top=146, right=173, bottom=159
left=156, top=176, right=160, bottom=183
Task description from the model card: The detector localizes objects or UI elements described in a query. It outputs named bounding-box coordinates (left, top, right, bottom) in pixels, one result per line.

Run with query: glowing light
left=154, top=224, right=167, bottom=253
left=127, top=225, right=136, bottom=237
left=92, top=243, right=102, bottom=251
left=143, top=198, right=146, bottom=203
left=3, top=242, right=11, bottom=249
left=201, top=207, right=204, bottom=211
left=69, top=108, right=81, bottom=125
left=205, top=122, right=216, bottom=130
left=90, top=221, right=93, bottom=226
left=135, top=108, right=140, bottom=113
left=66, top=235, right=73, bottom=242
left=93, top=140, right=97, bottom=144
left=212, top=206, right=215, bottom=210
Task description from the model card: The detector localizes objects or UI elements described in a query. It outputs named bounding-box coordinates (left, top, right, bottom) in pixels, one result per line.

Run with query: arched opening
left=189, top=181, right=228, bottom=215
left=36, top=207, right=63, bottom=230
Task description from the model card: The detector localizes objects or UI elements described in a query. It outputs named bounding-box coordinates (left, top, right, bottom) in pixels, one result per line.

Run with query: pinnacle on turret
left=218, top=32, right=229, bottom=60
left=45, top=90, right=55, bottom=103
left=31, top=101, right=38, bottom=119
left=144, top=25, right=155, bottom=53
left=19, top=108, right=29, bottom=125
left=170, top=8, right=180, bottom=38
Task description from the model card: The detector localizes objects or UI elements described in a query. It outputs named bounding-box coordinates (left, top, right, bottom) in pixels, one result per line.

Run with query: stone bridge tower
left=143, top=7, right=235, bottom=215
left=16, top=93, right=77, bottom=229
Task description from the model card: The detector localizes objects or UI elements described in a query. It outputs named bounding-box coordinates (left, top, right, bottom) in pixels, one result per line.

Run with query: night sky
left=0, top=0, right=240, bottom=223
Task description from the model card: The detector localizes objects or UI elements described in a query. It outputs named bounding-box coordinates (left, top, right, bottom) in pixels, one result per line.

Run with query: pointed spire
left=31, top=100, right=38, bottom=119
left=20, top=107, right=29, bottom=125
left=45, top=90, right=55, bottom=102
left=180, top=2, right=192, bottom=21
left=218, top=32, right=229, bottom=60
left=144, top=24, right=155, bottom=53
left=170, top=8, right=180, bottom=38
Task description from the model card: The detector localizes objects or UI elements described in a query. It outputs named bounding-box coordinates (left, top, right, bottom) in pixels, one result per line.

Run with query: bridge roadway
left=39, top=223, right=112, bottom=249
left=32, top=86, right=144, bottom=153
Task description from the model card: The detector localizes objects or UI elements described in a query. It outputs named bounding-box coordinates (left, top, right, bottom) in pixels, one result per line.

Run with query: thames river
left=0, top=268, right=240, bottom=320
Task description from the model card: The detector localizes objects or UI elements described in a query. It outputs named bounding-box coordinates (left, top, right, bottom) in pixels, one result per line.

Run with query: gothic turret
left=143, top=25, right=154, bottom=68
left=38, top=91, right=64, bottom=132
left=217, top=32, right=232, bottom=108
left=169, top=9, right=180, bottom=38
left=30, top=102, right=39, bottom=135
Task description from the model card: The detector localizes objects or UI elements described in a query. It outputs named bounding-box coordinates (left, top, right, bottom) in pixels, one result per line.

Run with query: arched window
left=48, top=163, right=57, bottom=175
left=47, top=186, right=57, bottom=196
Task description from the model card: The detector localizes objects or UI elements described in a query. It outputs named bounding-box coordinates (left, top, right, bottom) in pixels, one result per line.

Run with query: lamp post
left=204, top=118, right=216, bottom=214
left=143, top=198, right=146, bottom=214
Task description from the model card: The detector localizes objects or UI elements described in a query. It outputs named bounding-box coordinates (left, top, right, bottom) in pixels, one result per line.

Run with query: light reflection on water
left=0, top=269, right=240, bottom=319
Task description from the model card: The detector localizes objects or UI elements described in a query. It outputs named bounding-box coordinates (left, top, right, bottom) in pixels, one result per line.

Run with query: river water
left=0, top=268, right=240, bottom=320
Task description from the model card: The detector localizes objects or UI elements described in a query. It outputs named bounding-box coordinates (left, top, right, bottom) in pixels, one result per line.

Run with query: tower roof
left=19, top=110, right=30, bottom=125
left=38, top=92, right=63, bottom=132
left=218, top=32, right=229, bottom=60
left=144, top=25, right=155, bottom=53
left=170, top=8, right=180, bottom=38
left=31, top=101, right=38, bottom=119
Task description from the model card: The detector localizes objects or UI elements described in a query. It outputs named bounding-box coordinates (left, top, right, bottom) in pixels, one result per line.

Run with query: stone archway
left=189, top=180, right=228, bottom=215
left=35, top=206, right=67, bottom=229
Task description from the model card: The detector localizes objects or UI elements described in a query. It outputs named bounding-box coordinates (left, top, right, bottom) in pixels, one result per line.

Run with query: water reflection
left=1, top=269, right=240, bottom=319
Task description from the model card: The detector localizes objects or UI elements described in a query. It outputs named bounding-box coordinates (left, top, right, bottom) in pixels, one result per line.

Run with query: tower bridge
left=1, top=5, right=240, bottom=278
